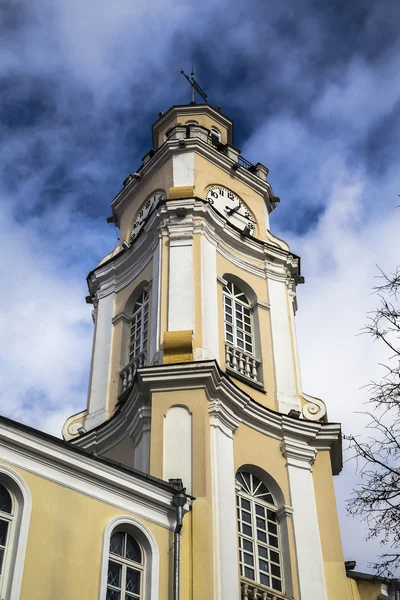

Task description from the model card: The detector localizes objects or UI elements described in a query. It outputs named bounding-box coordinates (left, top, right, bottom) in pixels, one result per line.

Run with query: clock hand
left=225, top=203, right=241, bottom=216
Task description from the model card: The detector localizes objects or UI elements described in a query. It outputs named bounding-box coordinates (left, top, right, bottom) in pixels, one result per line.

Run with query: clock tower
left=63, top=103, right=351, bottom=600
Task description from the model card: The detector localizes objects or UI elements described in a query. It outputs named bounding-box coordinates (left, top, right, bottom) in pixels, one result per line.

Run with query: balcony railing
left=120, top=351, right=146, bottom=394
left=241, top=580, right=291, bottom=600
left=225, top=343, right=262, bottom=385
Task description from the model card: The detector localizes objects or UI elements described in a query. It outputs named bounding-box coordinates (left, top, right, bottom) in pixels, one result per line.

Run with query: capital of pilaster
left=129, top=405, right=152, bottom=446
left=209, top=399, right=241, bottom=439
left=280, top=437, right=317, bottom=470
left=276, top=504, right=294, bottom=520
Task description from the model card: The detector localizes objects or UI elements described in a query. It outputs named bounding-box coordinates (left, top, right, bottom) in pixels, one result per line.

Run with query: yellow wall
left=119, top=158, right=173, bottom=243
left=149, top=388, right=215, bottom=600
left=313, top=450, right=350, bottom=600
left=5, top=463, right=171, bottom=600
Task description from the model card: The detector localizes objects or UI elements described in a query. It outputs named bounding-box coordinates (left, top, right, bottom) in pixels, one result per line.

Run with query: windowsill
left=226, top=366, right=265, bottom=392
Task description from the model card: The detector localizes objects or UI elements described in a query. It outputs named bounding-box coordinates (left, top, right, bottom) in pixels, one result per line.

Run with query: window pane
left=241, top=511, right=251, bottom=524
left=256, top=518, right=266, bottom=530
left=126, top=535, right=142, bottom=563
left=258, top=545, right=268, bottom=559
left=267, top=509, right=277, bottom=521
left=271, top=563, right=281, bottom=577
left=106, top=589, right=121, bottom=600
left=272, top=578, right=282, bottom=591
left=0, top=520, right=8, bottom=546
left=110, top=532, right=124, bottom=556
left=270, top=550, right=280, bottom=563
left=126, top=568, right=141, bottom=594
left=269, top=534, right=279, bottom=547
left=260, top=573, right=270, bottom=587
left=255, top=504, right=264, bottom=517
left=0, top=485, right=12, bottom=514
left=243, top=524, right=252, bottom=536
left=241, top=498, right=251, bottom=511
left=259, top=559, right=269, bottom=572
left=243, top=539, right=253, bottom=552
left=107, top=561, right=122, bottom=588
left=243, top=552, right=254, bottom=566
left=244, top=567, right=254, bottom=580
left=269, top=522, right=278, bottom=535
left=257, top=530, right=267, bottom=543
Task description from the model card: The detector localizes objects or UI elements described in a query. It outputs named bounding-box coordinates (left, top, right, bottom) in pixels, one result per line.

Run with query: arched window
left=185, top=120, right=198, bottom=126
left=107, top=531, right=144, bottom=599
left=129, top=290, right=149, bottom=364
left=236, top=471, right=283, bottom=593
left=223, top=282, right=253, bottom=355
left=0, top=484, right=13, bottom=592
left=210, top=126, right=221, bottom=143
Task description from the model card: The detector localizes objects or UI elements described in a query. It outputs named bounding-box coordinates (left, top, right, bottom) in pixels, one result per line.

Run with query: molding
left=99, top=515, right=160, bottom=600
left=217, top=275, right=228, bottom=286
left=276, top=504, right=294, bottom=520
left=73, top=362, right=342, bottom=474
left=251, top=299, right=270, bottom=311
left=301, top=393, right=327, bottom=422
left=111, top=137, right=272, bottom=217
left=209, top=399, right=241, bottom=439
left=0, top=421, right=179, bottom=531
left=0, top=465, right=32, bottom=600
left=280, top=437, right=317, bottom=471
left=112, top=311, right=131, bottom=325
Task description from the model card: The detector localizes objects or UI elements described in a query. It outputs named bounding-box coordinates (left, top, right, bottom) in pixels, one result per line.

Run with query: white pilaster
left=132, top=407, right=152, bottom=474
left=149, top=240, right=161, bottom=363
left=201, top=235, right=220, bottom=362
left=280, top=438, right=328, bottom=600
left=168, top=229, right=194, bottom=331
left=209, top=400, right=241, bottom=600
left=268, top=277, right=301, bottom=413
left=172, top=152, right=194, bottom=187
left=86, top=291, right=115, bottom=429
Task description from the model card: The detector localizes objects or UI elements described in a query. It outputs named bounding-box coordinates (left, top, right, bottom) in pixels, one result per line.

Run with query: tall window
left=236, top=471, right=283, bottom=593
left=129, top=290, right=149, bottom=363
left=107, top=531, right=144, bottom=600
left=210, top=126, right=221, bottom=145
left=223, top=282, right=253, bottom=355
left=0, top=484, right=13, bottom=592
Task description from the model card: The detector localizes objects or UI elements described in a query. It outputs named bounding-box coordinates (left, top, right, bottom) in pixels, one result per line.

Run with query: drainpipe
left=172, top=487, right=188, bottom=600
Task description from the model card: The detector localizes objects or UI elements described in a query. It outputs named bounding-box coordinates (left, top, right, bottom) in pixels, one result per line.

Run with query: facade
left=0, top=103, right=394, bottom=600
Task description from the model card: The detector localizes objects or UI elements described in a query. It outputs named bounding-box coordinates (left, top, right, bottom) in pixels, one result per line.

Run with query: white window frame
left=185, top=120, right=198, bottom=126
left=0, top=466, right=31, bottom=600
left=210, top=126, right=221, bottom=142
left=236, top=471, right=284, bottom=594
left=100, top=517, right=159, bottom=600
left=223, top=282, right=254, bottom=356
left=129, top=290, right=149, bottom=363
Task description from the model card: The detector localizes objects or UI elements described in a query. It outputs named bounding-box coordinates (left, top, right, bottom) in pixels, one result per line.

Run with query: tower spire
left=181, top=68, right=208, bottom=104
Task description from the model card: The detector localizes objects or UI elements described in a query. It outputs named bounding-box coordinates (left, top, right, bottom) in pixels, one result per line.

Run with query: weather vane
left=181, top=66, right=208, bottom=104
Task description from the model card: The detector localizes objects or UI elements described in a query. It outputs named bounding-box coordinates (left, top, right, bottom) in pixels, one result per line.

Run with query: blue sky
left=1, top=0, right=400, bottom=572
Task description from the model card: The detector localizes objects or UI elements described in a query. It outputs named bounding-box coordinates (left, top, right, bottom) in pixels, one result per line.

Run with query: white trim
left=201, top=236, right=220, bottom=362
left=0, top=423, right=178, bottom=531
left=163, top=406, right=192, bottom=493
left=280, top=438, right=328, bottom=600
left=0, top=465, right=32, bottom=600
left=172, top=152, right=194, bottom=187
left=167, top=227, right=194, bottom=331
left=87, top=292, right=115, bottom=427
left=99, top=516, right=160, bottom=600
left=210, top=411, right=240, bottom=600
left=149, top=240, right=161, bottom=364
left=268, top=278, right=301, bottom=414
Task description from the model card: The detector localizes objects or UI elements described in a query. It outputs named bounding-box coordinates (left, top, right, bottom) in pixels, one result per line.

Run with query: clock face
left=128, top=191, right=165, bottom=243
left=205, top=186, right=256, bottom=236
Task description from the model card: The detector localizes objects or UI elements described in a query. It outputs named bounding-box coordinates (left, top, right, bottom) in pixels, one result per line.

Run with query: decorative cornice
left=73, top=362, right=342, bottom=474
left=276, top=505, right=294, bottom=520
left=208, top=399, right=242, bottom=439
left=111, top=138, right=272, bottom=217
left=280, top=437, right=317, bottom=471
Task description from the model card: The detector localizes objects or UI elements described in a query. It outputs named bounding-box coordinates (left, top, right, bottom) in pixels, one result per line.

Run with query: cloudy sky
left=1, top=0, right=400, bottom=572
